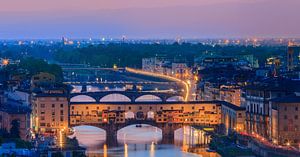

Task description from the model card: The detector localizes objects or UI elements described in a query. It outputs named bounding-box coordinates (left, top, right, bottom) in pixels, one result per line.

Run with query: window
left=97, top=107, right=99, bottom=110
left=160, top=107, right=163, bottom=110
left=41, top=111, right=45, bottom=114
left=52, top=112, right=55, bottom=116
left=139, top=106, right=142, bottom=110
left=171, top=107, right=174, bottom=110
left=284, top=106, right=287, bottom=111
left=118, top=106, right=121, bottom=110
left=60, top=110, right=64, bottom=115
left=296, top=107, right=299, bottom=111
left=86, top=106, right=89, bottom=110
left=149, top=106, right=152, bottom=110
left=192, top=106, right=195, bottom=110
left=41, top=104, right=45, bottom=108
left=60, top=116, right=64, bottom=121
left=60, top=104, right=64, bottom=108
left=71, top=106, right=74, bottom=110
left=128, top=106, right=131, bottom=110
left=52, top=104, right=55, bottom=108
left=41, top=116, right=45, bottom=120
left=295, top=115, right=298, bottom=120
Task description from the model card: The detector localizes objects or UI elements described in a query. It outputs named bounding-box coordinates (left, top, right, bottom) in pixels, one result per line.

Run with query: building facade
left=244, top=79, right=300, bottom=139
left=69, top=101, right=222, bottom=126
left=219, top=85, right=241, bottom=107
left=270, top=93, right=300, bottom=146
left=31, top=91, right=69, bottom=135
left=221, top=102, right=245, bottom=135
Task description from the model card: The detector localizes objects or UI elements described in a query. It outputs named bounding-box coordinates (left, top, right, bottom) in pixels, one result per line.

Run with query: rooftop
left=0, top=104, right=31, bottom=114
left=271, top=93, right=300, bottom=103
left=244, top=78, right=300, bottom=92
left=220, top=101, right=245, bottom=111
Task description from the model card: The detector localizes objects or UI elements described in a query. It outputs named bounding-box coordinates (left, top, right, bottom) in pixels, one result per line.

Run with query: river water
left=71, top=125, right=221, bottom=157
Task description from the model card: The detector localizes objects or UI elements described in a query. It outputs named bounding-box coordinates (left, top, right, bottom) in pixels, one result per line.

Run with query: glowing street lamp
left=2, top=59, right=9, bottom=66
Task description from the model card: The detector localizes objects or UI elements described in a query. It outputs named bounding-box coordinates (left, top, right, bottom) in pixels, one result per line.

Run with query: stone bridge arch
left=70, top=95, right=97, bottom=102
left=70, top=91, right=184, bottom=103
left=166, top=96, right=184, bottom=102
left=70, top=120, right=185, bottom=146
left=99, top=93, right=131, bottom=102
left=135, top=94, right=163, bottom=102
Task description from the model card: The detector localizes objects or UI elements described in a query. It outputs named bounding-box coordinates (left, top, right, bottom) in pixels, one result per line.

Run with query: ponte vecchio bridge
left=69, top=94, right=223, bottom=145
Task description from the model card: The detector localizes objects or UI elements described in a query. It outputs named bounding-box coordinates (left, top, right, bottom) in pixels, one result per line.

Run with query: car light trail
left=125, top=67, right=189, bottom=101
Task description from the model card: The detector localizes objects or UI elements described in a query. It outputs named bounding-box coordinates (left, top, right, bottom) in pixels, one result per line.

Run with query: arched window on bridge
left=135, top=95, right=162, bottom=102
left=166, top=96, right=184, bottom=102
left=100, top=93, right=131, bottom=102
left=70, top=95, right=96, bottom=102
left=125, top=111, right=135, bottom=119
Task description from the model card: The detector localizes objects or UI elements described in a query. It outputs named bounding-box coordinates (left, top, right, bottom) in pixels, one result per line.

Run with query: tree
left=10, top=119, right=20, bottom=138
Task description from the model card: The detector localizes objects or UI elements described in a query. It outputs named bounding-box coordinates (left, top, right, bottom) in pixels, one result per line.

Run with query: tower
left=287, top=42, right=300, bottom=71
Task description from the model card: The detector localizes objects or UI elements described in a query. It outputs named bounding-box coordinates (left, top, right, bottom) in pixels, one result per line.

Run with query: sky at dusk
left=0, top=0, right=299, bottom=39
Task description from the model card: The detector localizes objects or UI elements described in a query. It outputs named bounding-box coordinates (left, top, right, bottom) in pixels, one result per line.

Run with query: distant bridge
left=70, top=91, right=185, bottom=103
left=64, top=81, right=177, bottom=85
left=62, top=67, right=124, bottom=71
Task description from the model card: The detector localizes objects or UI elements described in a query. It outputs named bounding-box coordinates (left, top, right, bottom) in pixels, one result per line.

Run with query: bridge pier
left=160, top=123, right=182, bottom=144
left=104, top=124, right=119, bottom=147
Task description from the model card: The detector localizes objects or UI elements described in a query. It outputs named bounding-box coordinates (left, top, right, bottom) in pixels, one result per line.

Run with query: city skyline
left=0, top=0, right=300, bottom=39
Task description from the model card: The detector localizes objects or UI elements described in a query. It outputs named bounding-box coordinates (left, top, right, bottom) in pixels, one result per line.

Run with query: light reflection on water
left=71, top=125, right=221, bottom=157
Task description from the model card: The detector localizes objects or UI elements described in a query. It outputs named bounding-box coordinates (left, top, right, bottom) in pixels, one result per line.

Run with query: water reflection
left=71, top=125, right=220, bottom=157
left=118, top=124, right=162, bottom=144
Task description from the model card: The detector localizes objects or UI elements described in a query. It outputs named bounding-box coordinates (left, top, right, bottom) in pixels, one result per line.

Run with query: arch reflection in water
left=117, top=124, right=162, bottom=144
left=70, top=125, right=106, bottom=147
left=175, top=126, right=211, bottom=147
left=72, top=125, right=219, bottom=157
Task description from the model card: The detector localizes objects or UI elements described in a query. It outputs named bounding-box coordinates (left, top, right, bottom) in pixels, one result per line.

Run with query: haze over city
left=2, top=0, right=300, bottom=157
left=0, top=0, right=300, bottom=39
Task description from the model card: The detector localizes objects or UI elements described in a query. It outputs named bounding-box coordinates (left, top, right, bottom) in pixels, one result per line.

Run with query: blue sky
left=0, top=0, right=299, bottom=39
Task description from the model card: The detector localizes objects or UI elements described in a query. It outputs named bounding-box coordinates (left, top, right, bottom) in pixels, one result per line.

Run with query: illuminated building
left=69, top=101, right=222, bottom=126
left=142, top=55, right=172, bottom=75
left=219, top=85, right=241, bottom=107
left=244, top=79, right=300, bottom=139
left=221, top=102, right=245, bottom=135
left=31, top=91, right=69, bottom=135
left=287, top=43, right=300, bottom=71
left=171, top=63, right=190, bottom=79
left=270, top=93, right=300, bottom=146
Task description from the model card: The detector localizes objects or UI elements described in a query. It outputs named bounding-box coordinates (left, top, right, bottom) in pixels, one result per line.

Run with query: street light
left=2, top=59, right=9, bottom=66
